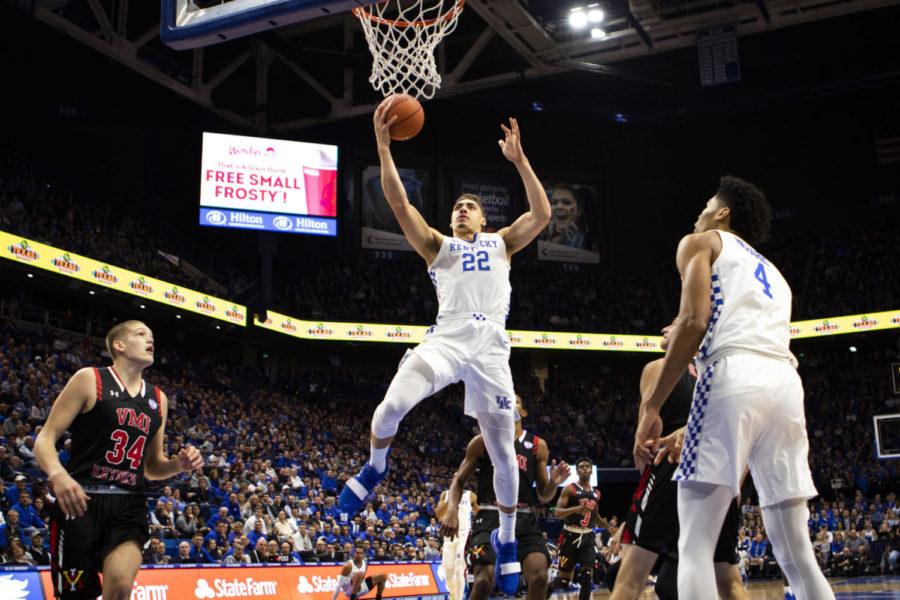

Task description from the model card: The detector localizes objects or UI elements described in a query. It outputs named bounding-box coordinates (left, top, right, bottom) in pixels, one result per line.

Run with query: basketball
left=383, top=94, right=424, bottom=141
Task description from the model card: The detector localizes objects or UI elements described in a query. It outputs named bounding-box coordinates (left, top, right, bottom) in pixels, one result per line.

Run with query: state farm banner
left=34, top=562, right=444, bottom=600
left=361, top=165, right=431, bottom=251
left=450, top=171, right=518, bottom=231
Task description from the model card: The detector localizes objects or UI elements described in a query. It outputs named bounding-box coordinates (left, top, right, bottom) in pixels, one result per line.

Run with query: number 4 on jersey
left=754, top=262, right=773, bottom=299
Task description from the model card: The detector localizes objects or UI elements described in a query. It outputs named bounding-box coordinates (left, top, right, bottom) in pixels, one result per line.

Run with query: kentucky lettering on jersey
left=66, top=367, right=163, bottom=491
left=428, top=232, right=511, bottom=323
left=698, top=230, right=795, bottom=366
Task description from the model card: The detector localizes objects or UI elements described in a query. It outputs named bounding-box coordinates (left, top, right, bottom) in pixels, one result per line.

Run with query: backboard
left=160, top=0, right=375, bottom=50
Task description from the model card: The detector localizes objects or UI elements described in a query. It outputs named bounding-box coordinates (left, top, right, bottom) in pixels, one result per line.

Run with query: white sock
left=369, top=446, right=389, bottom=472
left=498, top=510, right=516, bottom=544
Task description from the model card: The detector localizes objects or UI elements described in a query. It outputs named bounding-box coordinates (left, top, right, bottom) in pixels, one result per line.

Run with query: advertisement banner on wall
left=199, top=132, right=339, bottom=236
left=0, top=231, right=246, bottom=325
left=35, top=562, right=442, bottom=600
left=537, top=182, right=601, bottom=264
left=450, top=171, right=518, bottom=231
left=361, top=165, right=431, bottom=251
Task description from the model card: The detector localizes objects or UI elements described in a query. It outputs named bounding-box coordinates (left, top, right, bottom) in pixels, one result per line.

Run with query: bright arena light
left=569, top=9, right=589, bottom=29
left=591, top=27, right=607, bottom=40
left=587, top=5, right=605, bottom=23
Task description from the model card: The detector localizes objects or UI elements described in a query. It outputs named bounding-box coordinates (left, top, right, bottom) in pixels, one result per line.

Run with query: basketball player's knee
left=371, top=396, right=406, bottom=437
left=373, top=574, right=387, bottom=586
left=528, top=568, right=549, bottom=592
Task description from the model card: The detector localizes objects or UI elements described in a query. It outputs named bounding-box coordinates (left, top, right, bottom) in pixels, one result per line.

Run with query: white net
left=353, top=0, right=465, bottom=100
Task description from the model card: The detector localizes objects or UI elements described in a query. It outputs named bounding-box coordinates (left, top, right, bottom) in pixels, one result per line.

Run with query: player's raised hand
left=439, top=506, right=460, bottom=540
left=49, top=471, right=90, bottom=518
left=498, top=117, right=525, bottom=164
left=634, top=409, right=663, bottom=470
left=654, top=427, right=686, bottom=466
left=374, top=97, right=399, bottom=149
left=177, top=445, right=204, bottom=472
left=548, top=459, right=571, bottom=487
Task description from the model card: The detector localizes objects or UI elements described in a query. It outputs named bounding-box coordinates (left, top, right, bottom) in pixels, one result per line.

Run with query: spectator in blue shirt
left=247, top=521, right=267, bottom=550
left=748, top=532, right=768, bottom=577
left=205, top=521, right=229, bottom=548
left=189, top=532, right=214, bottom=563
left=11, top=492, right=45, bottom=535
left=206, top=506, right=230, bottom=530
left=5, top=475, right=27, bottom=507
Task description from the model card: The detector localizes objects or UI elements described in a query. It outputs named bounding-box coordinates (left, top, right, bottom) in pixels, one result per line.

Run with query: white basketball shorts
left=408, top=317, right=516, bottom=417
left=674, top=353, right=818, bottom=507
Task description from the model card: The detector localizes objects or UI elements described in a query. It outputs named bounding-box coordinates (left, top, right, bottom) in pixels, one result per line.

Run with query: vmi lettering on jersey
left=449, top=239, right=499, bottom=252
left=116, top=408, right=152, bottom=434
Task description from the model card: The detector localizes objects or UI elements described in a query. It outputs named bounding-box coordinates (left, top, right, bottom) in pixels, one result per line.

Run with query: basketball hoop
left=353, top=0, right=466, bottom=100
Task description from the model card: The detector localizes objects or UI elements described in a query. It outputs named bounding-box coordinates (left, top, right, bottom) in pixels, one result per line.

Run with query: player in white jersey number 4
left=633, top=176, right=834, bottom=600
left=338, top=103, right=551, bottom=597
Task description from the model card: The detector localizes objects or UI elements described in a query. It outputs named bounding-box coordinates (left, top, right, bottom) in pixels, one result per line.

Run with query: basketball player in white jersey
left=436, top=488, right=478, bottom=600
left=634, top=176, right=833, bottom=600
left=332, top=544, right=386, bottom=600
left=339, top=103, right=551, bottom=595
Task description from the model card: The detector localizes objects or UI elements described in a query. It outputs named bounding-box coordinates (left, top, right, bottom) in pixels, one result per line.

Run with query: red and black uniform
left=621, top=369, right=739, bottom=564
left=50, top=366, right=163, bottom=599
left=557, top=483, right=600, bottom=573
left=467, top=431, right=551, bottom=567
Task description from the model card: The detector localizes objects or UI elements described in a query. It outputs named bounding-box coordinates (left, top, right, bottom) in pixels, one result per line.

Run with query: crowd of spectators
left=0, top=172, right=249, bottom=300
left=0, top=311, right=897, bottom=571
left=737, top=491, right=900, bottom=580
left=3, top=162, right=897, bottom=335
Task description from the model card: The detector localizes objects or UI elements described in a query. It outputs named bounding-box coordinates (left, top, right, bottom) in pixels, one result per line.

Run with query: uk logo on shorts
left=495, top=396, right=511, bottom=410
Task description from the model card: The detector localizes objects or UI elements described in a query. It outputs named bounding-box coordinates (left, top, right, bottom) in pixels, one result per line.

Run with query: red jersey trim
left=93, top=367, right=102, bottom=401
left=108, top=366, right=126, bottom=392
left=153, top=386, right=163, bottom=418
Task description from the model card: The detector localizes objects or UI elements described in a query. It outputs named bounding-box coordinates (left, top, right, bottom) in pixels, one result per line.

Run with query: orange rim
left=352, top=0, right=465, bottom=28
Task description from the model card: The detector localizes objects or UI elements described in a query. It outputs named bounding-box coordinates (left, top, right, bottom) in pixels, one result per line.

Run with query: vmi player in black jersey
left=440, top=396, right=570, bottom=600
left=34, top=321, right=203, bottom=600
left=548, top=459, right=606, bottom=600
left=609, top=322, right=746, bottom=600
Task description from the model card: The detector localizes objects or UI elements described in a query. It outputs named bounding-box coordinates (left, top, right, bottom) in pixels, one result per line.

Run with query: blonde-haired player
left=436, top=488, right=478, bottom=600
left=34, top=320, right=203, bottom=600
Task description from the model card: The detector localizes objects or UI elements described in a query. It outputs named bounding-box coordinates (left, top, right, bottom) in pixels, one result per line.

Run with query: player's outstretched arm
left=535, top=439, right=570, bottom=503
left=34, top=367, right=94, bottom=518
left=440, top=435, right=484, bottom=540
left=635, top=231, right=721, bottom=459
left=497, top=118, right=551, bottom=256
left=374, top=99, right=442, bottom=263
left=144, top=391, right=203, bottom=480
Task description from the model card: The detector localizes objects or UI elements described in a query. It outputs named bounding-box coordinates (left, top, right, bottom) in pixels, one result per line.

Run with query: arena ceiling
left=6, top=0, right=900, bottom=130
